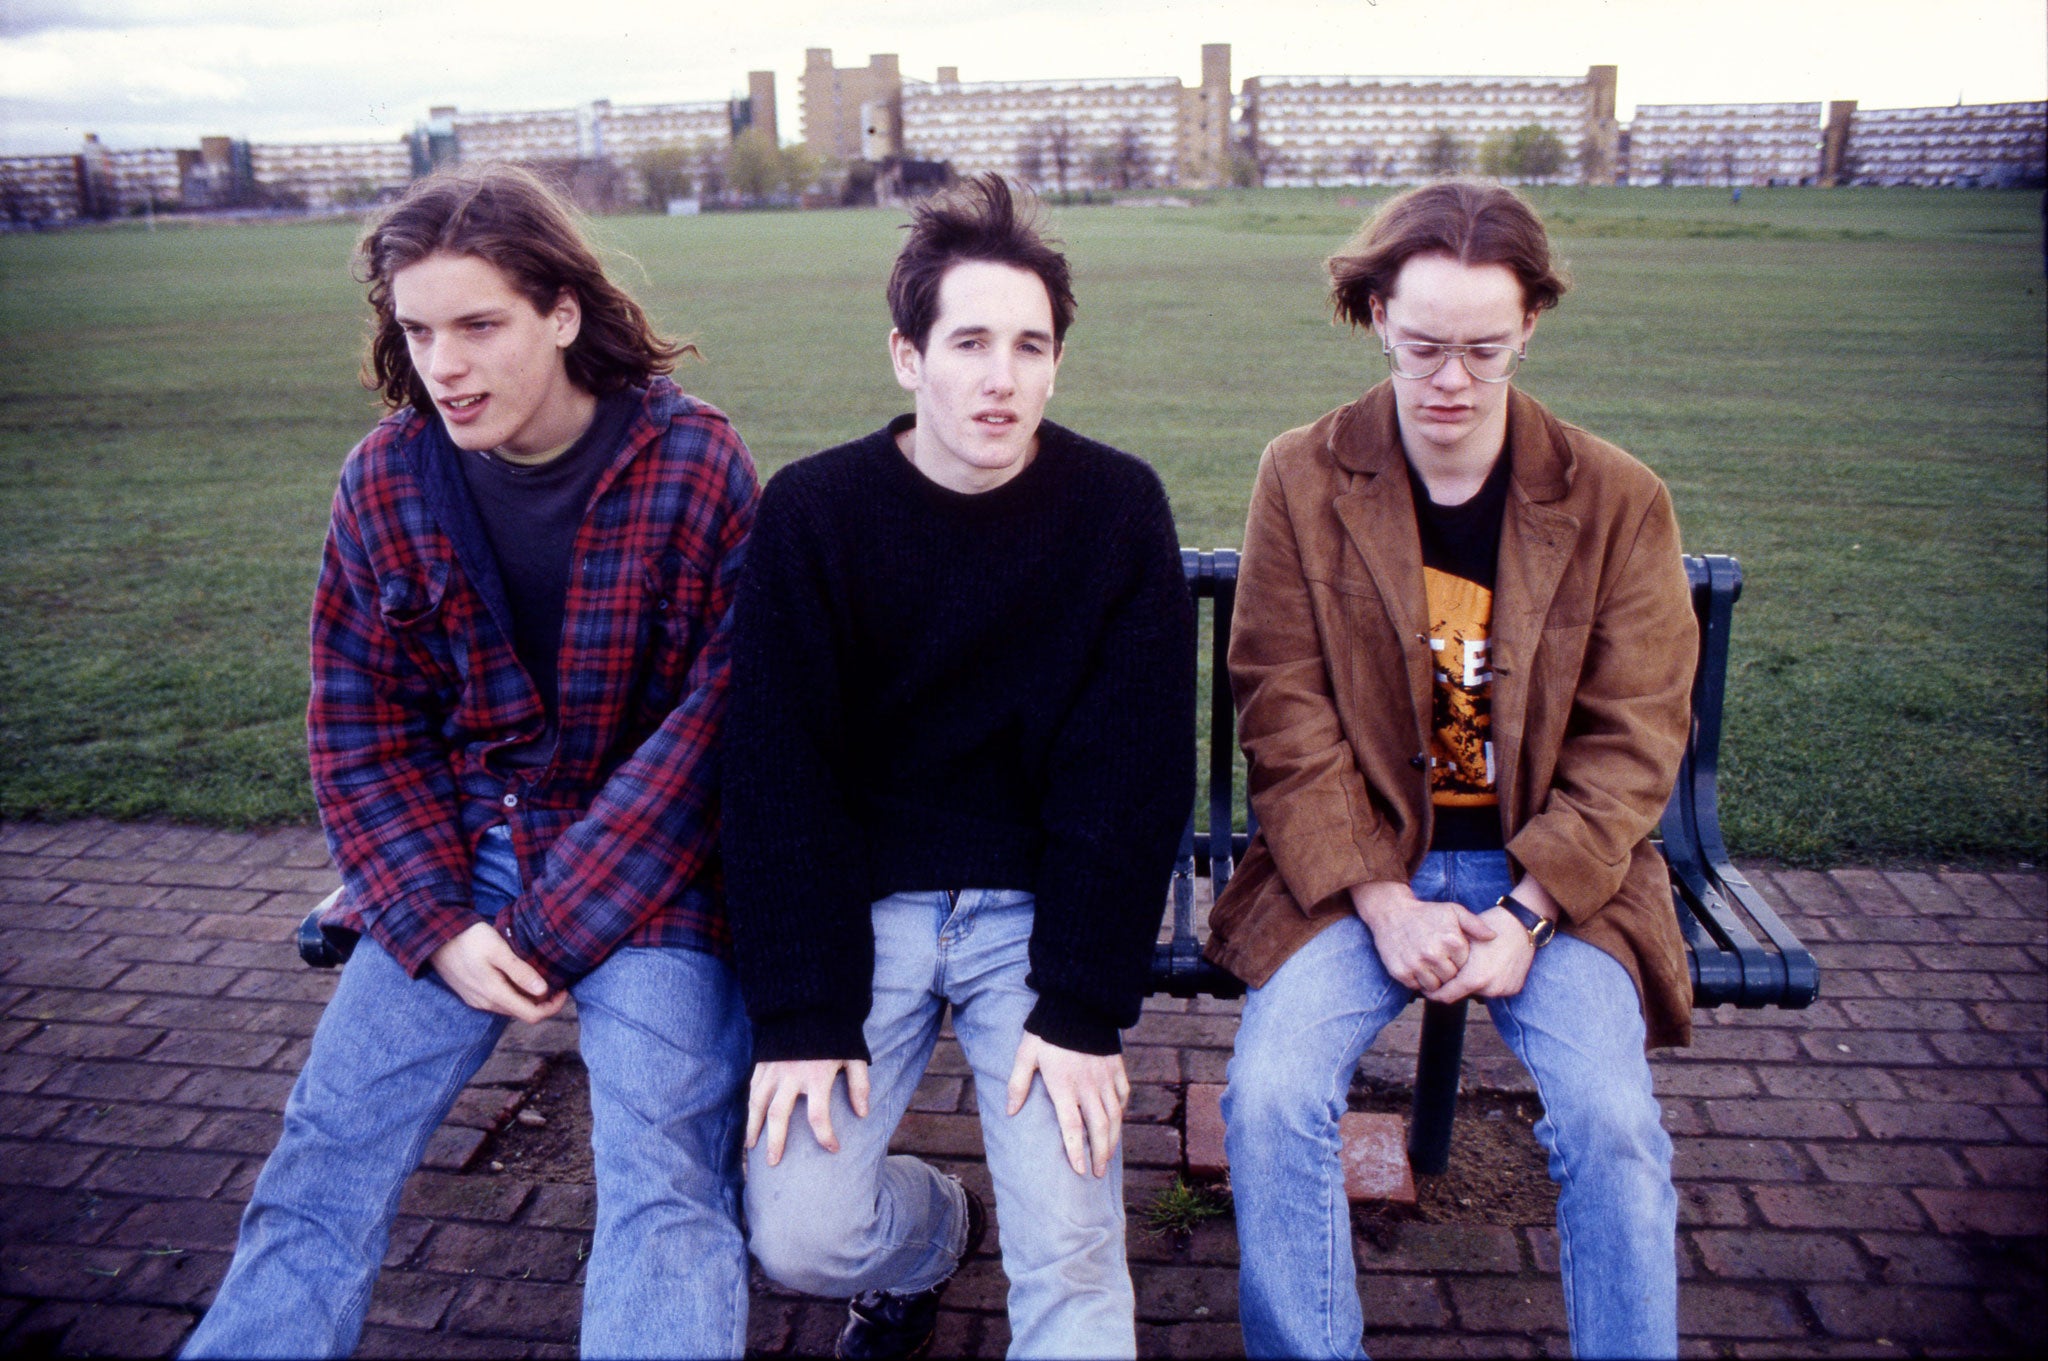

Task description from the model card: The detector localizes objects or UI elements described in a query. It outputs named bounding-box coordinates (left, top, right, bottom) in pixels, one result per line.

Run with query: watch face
left=1530, top=917, right=1556, bottom=947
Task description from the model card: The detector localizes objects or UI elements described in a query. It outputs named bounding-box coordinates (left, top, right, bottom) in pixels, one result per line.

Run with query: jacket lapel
left=1492, top=389, right=1580, bottom=829
left=1330, top=387, right=1434, bottom=750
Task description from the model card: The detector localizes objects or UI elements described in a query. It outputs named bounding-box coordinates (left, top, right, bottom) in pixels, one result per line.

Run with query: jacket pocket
left=635, top=550, right=708, bottom=718
left=377, top=557, right=451, bottom=631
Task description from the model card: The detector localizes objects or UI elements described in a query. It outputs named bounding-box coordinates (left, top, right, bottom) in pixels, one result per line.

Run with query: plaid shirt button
left=502, top=793, right=519, bottom=808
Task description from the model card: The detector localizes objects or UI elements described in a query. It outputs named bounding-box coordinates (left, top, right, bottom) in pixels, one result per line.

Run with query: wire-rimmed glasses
left=1382, top=340, right=1524, bottom=383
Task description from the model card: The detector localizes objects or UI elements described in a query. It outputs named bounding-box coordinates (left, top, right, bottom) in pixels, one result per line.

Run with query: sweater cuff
left=750, top=1009, right=874, bottom=1065
left=1023, top=990, right=1123, bottom=1056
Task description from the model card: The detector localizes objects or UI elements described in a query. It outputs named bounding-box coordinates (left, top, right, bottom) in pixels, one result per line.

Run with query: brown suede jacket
left=1205, top=382, right=1699, bottom=1049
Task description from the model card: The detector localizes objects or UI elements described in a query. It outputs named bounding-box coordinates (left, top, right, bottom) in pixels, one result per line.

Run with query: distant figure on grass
left=724, top=174, right=1195, bottom=1359
left=1206, top=179, right=1698, bottom=1360
left=182, top=165, right=758, bottom=1359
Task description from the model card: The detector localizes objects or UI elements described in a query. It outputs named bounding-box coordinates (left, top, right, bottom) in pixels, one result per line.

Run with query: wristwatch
left=1494, top=893, right=1556, bottom=948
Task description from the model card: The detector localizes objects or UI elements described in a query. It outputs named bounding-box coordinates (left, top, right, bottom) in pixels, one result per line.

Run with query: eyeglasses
left=1382, top=340, right=1524, bottom=383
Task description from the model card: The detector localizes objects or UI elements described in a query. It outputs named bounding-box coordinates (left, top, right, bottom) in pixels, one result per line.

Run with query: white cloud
left=3, top=0, right=2043, bottom=154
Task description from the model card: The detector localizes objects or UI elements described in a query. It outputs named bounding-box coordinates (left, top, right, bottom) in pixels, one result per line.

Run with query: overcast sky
left=3, top=0, right=2044, bottom=155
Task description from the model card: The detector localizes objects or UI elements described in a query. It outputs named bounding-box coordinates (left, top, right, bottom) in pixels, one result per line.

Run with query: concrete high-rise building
left=894, top=45, right=1236, bottom=190
left=1241, top=69, right=1610, bottom=187
left=451, top=106, right=581, bottom=164
left=440, top=93, right=766, bottom=208
left=593, top=100, right=741, bottom=161
left=803, top=50, right=904, bottom=161
left=1839, top=102, right=2046, bottom=186
left=1184, top=43, right=1234, bottom=187
left=0, top=153, right=84, bottom=225
left=249, top=140, right=413, bottom=210
left=1624, top=103, right=1823, bottom=186
left=901, top=72, right=1188, bottom=189
left=747, top=71, right=780, bottom=145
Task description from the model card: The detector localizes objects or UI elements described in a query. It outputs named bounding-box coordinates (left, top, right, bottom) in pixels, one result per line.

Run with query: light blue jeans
left=744, top=889, right=1135, bottom=1360
left=183, top=826, right=753, bottom=1359
left=1224, top=850, right=1678, bottom=1360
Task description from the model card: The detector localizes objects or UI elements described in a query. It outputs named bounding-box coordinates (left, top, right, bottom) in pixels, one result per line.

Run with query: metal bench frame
left=1154, top=550, right=1819, bottom=1174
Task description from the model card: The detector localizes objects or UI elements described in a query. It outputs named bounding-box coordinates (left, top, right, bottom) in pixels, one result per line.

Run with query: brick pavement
left=1, top=818, right=2041, bottom=1357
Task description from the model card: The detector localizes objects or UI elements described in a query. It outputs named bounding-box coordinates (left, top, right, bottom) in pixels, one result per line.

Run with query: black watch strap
left=1495, top=893, right=1556, bottom=947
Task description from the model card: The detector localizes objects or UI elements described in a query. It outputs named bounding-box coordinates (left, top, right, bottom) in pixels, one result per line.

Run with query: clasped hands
left=746, top=1033, right=1128, bottom=1179
left=1349, top=877, right=1556, bottom=1003
left=429, top=921, right=566, bottom=1024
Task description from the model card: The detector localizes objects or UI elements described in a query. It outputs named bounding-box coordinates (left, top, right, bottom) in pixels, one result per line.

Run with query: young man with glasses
left=1205, top=179, right=1698, bottom=1359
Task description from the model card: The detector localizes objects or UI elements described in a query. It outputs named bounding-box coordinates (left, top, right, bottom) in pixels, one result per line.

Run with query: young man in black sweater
left=725, top=175, right=1194, bottom=1359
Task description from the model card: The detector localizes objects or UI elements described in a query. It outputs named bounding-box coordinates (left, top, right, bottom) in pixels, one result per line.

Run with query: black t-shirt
left=458, top=390, right=638, bottom=759
left=1409, top=448, right=1512, bottom=851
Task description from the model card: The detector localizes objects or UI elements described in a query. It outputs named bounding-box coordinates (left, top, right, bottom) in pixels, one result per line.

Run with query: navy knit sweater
left=724, top=416, right=1197, bottom=1062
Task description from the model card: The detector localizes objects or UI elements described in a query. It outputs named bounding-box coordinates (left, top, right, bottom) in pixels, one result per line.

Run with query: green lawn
left=1, top=186, right=2042, bottom=863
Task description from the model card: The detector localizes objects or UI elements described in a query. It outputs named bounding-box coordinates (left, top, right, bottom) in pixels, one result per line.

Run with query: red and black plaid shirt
left=309, top=377, right=756, bottom=988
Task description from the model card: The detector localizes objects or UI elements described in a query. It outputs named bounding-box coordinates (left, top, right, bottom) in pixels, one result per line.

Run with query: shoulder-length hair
left=1327, top=178, right=1570, bottom=326
left=353, top=163, right=689, bottom=411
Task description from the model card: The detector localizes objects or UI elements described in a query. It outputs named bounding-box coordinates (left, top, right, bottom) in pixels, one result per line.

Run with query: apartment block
left=439, top=88, right=770, bottom=207
left=1242, top=70, right=1611, bottom=187
left=1841, top=101, right=2046, bottom=186
left=1625, top=102, right=1822, bottom=185
left=895, top=44, right=1234, bottom=190
left=451, top=106, right=584, bottom=164
left=249, top=140, right=413, bottom=209
left=106, top=146, right=185, bottom=208
left=0, top=154, right=83, bottom=225
left=592, top=100, right=738, bottom=161
left=903, top=74, right=1188, bottom=188
left=803, top=50, right=904, bottom=162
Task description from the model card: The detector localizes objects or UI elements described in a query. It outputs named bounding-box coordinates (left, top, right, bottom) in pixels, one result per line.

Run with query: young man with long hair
left=724, top=174, right=1194, bottom=1359
left=1209, top=179, right=1696, bottom=1359
left=182, top=165, right=757, bottom=1359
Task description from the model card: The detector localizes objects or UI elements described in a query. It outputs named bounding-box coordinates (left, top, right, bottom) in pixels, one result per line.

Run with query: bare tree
left=1511, top=125, right=1568, bottom=183
left=1423, top=128, right=1467, bottom=177
left=1042, top=116, right=1077, bottom=196
left=1085, top=142, right=1119, bottom=191
left=1016, top=137, right=1045, bottom=190
left=1576, top=134, right=1611, bottom=186
left=635, top=145, right=694, bottom=210
left=1113, top=124, right=1151, bottom=190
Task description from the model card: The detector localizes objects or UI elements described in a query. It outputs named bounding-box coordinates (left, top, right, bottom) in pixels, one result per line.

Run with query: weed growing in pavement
left=1142, top=1177, right=1232, bottom=1238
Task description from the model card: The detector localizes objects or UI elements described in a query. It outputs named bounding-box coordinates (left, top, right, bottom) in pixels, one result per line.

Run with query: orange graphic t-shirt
left=1424, top=566, right=1496, bottom=808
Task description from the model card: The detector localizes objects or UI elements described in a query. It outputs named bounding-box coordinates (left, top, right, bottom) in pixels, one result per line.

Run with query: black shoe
left=835, top=1181, right=988, bottom=1359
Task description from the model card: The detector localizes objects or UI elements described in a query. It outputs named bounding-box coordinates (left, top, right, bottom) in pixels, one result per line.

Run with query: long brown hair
left=354, top=163, right=689, bottom=411
left=1327, top=178, right=1570, bottom=326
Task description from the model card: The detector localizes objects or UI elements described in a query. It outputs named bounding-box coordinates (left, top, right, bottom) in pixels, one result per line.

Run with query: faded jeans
left=744, top=889, right=1135, bottom=1360
left=1224, top=850, right=1678, bottom=1360
left=182, top=825, right=753, bottom=1359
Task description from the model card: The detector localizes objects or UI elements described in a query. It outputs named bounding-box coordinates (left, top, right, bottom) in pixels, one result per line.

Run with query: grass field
left=1, top=186, right=2042, bottom=864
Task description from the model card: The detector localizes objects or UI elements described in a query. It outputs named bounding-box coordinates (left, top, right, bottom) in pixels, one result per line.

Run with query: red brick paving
left=1, top=818, right=2043, bottom=1356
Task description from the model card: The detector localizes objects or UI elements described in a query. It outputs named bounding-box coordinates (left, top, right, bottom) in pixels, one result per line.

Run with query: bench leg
left=1407, top=999, right=1467, bottom=1175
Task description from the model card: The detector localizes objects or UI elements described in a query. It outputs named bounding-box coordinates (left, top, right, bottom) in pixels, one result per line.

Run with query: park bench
left=298, top=549, right=1819, bottom=1176
left=1156, top=550, right=1820, bottom=1173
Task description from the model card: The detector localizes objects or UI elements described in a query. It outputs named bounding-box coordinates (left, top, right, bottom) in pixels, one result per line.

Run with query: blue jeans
left=183, top=826, right=753, bottom=1359
left=745, top=890, right=1135, bottom=1360
left=1224, top=850, right=1677, bottom=1360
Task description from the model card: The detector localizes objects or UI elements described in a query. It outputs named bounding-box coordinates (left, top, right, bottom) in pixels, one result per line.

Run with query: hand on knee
left=1007, top=1033, right=1128, bottom=1178
left=747, top=1058, right=870, bottom=1165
